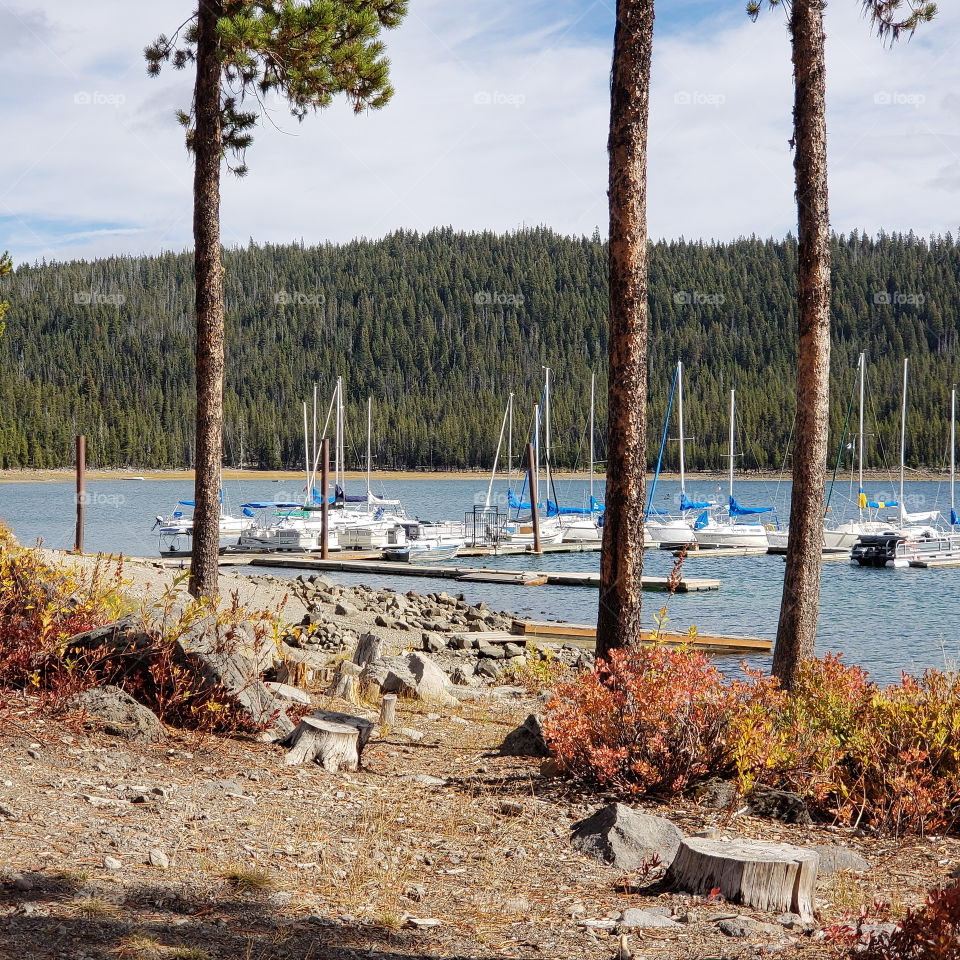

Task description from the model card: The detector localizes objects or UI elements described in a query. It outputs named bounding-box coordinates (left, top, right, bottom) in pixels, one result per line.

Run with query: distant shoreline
left=0, top=467, right=952, bottom=484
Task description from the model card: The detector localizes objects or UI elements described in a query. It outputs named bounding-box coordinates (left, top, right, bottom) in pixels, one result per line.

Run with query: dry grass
left=219, top=864, right=276, bottom=892
left=115, top=936, right=211, bottom=960
left=72, top=896, right=119, bottom=919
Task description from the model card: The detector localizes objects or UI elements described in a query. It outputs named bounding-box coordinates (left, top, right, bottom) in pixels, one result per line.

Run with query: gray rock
left=12, top=874, right=34, bottom=892
left=422, top=633, right=447, bottom=654
left=362, top=653, right=456, bottom=707
left=175, top=618, right=292, bottom=736
left=70, top=686, right=163, bottom=744
left=620, top=908, right=679, bottom=930
left=499, top=714, right=550, bottom=758
left=374, top=614, right=396, bottom=629
left=148, top=848, right=169, bottom=869
left=695, top=778, right=738, bottom=810
left=813, top=845, right=870, bottom=875
left=746, top=786, right=812, bottom=825
left=475, top=659, right=501, bottom=680
left=476, top=641, right=507, bottom=659
left=102, top=856, right=122, bottom=871
left=570, top=803, right=683, bottom=870
left=503, top=642, right=526, bottom=658
left=335, top=602, right=358, bottom=617
left=717, top=915, right=786, bottom=939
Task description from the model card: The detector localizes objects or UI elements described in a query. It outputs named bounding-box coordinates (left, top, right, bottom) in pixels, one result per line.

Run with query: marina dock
left=512, top=619, right=771, bottom=653
left=238, top=555, right=720, bottom=592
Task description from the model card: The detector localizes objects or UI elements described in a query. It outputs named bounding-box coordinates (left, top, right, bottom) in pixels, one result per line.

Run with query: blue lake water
left=3, top=474, right=958, bottom=686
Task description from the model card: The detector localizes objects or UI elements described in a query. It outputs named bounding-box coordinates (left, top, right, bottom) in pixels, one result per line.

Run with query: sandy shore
left=2, top=466, right=953, bottom=483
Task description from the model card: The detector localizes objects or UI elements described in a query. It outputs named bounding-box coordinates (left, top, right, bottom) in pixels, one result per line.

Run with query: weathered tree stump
left=280, top=710, right=375, bottom=771
left=379, top=694, right=397, bottom=727
left=352, top=632, right=382, bottom=668
left=326, top=660, right=362, bottom=702
left=665, top=838, right=819, bottom=921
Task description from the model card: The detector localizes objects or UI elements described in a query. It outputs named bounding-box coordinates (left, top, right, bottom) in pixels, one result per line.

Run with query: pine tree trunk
left=596, top=0, right=655, bottom=661
left=774, top=0, right=831, bottom=688
left=189, top=0, right=225, bottom=601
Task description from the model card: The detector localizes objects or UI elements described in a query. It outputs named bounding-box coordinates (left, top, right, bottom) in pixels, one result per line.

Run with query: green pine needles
left=144, top=1, right=408, bottom=175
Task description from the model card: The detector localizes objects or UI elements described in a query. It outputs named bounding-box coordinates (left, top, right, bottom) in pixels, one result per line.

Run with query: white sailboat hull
left=560, top=518, right=603, bottom=542
left=645, top=517, right=697, bottom=548
left=694, top=520, right=769, bottom=549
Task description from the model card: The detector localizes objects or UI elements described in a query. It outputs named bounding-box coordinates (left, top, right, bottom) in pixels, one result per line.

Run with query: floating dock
left=673, top=546, right=769, bottom=558
left=512, top=619, right=771, bottom=654
left=242, top=556, right=720, bottom=592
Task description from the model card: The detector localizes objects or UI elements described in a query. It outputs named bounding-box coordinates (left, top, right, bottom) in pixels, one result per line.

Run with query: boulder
left=362, top=652, right=456, bottom=707
left=620, top=908, right=679, bottom=930
left=70, top=686, right=163, bottom=743
left=813, top=844, right=870, bottom=875
left=499, top=714, right=550, bottom=758
left=746, top=786, right=812, bottom=825
left=174, top=617, right=291, bottom=736
left=570, top=803, right=683, bottom=870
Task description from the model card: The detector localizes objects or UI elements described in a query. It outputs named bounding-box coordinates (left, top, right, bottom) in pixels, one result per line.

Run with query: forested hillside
left=1, top=227, right=958, bottom=472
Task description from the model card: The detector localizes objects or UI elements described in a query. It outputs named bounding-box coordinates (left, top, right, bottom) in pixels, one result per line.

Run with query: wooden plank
left=675, top=546, right=769, bottom=558
left=513, top=619, right=771, bottom=653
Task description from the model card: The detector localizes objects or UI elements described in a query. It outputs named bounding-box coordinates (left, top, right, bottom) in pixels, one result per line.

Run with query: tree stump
left=352, top=632, right=382, bottom=668
left=326, top=660, right=362, bottom=702
left=379, top=694, right=397, bottom=727
left=665, top=838, right=819, bottom=921
left=280, top=710, right=375, bottom=771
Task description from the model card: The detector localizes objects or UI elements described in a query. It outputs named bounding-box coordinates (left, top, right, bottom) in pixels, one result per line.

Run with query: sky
left=1, top=0, right=958, bottom=265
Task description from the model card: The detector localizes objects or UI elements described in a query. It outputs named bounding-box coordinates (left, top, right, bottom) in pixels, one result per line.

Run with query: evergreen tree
left=145, top=0, right=407, bottom=598
left=596, top=0, right=655, bottom=661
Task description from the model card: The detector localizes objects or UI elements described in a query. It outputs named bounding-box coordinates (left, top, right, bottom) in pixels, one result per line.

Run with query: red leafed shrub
left=0, top=527, right=125, bottom=694
left=542, top=644, right=773, bottom=796
left=855, top=882, right=960, bottom=959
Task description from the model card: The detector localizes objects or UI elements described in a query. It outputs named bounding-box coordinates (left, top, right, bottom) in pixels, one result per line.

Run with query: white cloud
left=0, top=0, right=958, bottom=264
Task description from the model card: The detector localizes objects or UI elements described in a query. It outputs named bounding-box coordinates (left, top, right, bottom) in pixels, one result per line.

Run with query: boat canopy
left=693, top=510, right=710, bottom=530
left=952, top=509, right=960, bottom=526
left=728, top=496, right=773, bottom=516
left=545, top=495, right=606, bottom=517
left=858, top=489, right=899, bottom=509
left=507, top=489, right=545, bottom=511
left=241, top=501, right=302, bottom=510
left=680, top=492, right=713, bottom=511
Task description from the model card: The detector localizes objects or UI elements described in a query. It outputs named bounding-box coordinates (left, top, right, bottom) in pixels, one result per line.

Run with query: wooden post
left=74, top=435, right=86, bottom=554
left=379, top=694, right=397, bottom=727
left=320, top=437, right=330, bottom=559
left=525, top=441, right=542, bottom=555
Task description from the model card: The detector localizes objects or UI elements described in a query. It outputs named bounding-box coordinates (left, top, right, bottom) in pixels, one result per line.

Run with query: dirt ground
left=1, top=556, right=957, bottom=960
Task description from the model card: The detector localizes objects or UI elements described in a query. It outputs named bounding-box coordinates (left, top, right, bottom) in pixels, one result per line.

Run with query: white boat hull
left=694, top=520, right=769, bottom=549
left=560, top=518, right=603, bottom=542
left=645, top=517, right=697, bottom=549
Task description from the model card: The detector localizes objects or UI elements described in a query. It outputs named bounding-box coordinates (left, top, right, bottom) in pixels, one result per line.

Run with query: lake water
left=3, top=473, right=958, bottom=686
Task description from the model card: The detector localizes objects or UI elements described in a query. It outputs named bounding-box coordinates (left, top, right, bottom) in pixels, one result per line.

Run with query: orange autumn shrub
left=542, top=644, right=773, bottom=797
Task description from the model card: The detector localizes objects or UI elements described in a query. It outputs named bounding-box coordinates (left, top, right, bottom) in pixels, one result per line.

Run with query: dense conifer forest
left=1, top=227, right=957, bottom=472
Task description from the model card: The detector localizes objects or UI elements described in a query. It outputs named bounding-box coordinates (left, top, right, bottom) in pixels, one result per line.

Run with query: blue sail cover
left=590, top=496, right=605, bottom=511
left=693, top=510, right=710, bottom=530
left=952, top=509, right=960, bottom=526
left=508, top=489, right=546, bottom=511
left=544, top=495, right=606, bottom=517
left=729, top=496, right=773, bottom=517
left=335, top=484, right=369, bottom=504
left=241, top=501, right=302, bottom=510
left=680, top=492, right=712, bottom=511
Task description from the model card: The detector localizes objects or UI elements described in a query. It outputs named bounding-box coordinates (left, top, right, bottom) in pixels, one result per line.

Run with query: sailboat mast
left=507, top=393, right=514, bottom=492
left=366, top=396, right=372, bottom=498
left=677, top=360, right=686, bottom=495
left=899, top=358, right=908, bottom=511
left=486, top=399, right=510, bottom=509
left=302, top=401, right=310, bottom=503
left=589, top=372, right=595, bottom=505
left=952, top=387, right=956, bottom=522
left=311, top=382, right=318, bottom=493
left=534, top=401, right=542, bottom=508
left=858, top=353, right=865, bottom=519
left=728, top=388, right=735, bottom=501
left=544, top=367, right=552, bottom=503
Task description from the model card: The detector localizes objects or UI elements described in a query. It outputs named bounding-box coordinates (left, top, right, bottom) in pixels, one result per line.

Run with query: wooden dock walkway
left=512, top=619, right=770, bottom=653
left=242, top=556, right=720, bottom=592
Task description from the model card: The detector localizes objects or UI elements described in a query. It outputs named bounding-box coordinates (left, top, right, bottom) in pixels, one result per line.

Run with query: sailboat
left=644, top=360, right=711, bottom=549
left=153, top=479, right=254, bottom=556
left=693, top=389, right=772, bottom=549
left=558, top=371, right=606, bottom=542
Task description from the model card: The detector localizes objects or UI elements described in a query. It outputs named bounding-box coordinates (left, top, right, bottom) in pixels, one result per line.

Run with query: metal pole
left=858, top=353, right=865, bottom=519
left=677, top=360, right=686, bottom=495
left=74, top=435, right=86, bottom=553
left=526, top=441, right=542, bottom=554
left=951, top=387, right=956, bottom=522
left=728, top=388, right=735, bottom=501
left=321, top=437, right=330, bottom=559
